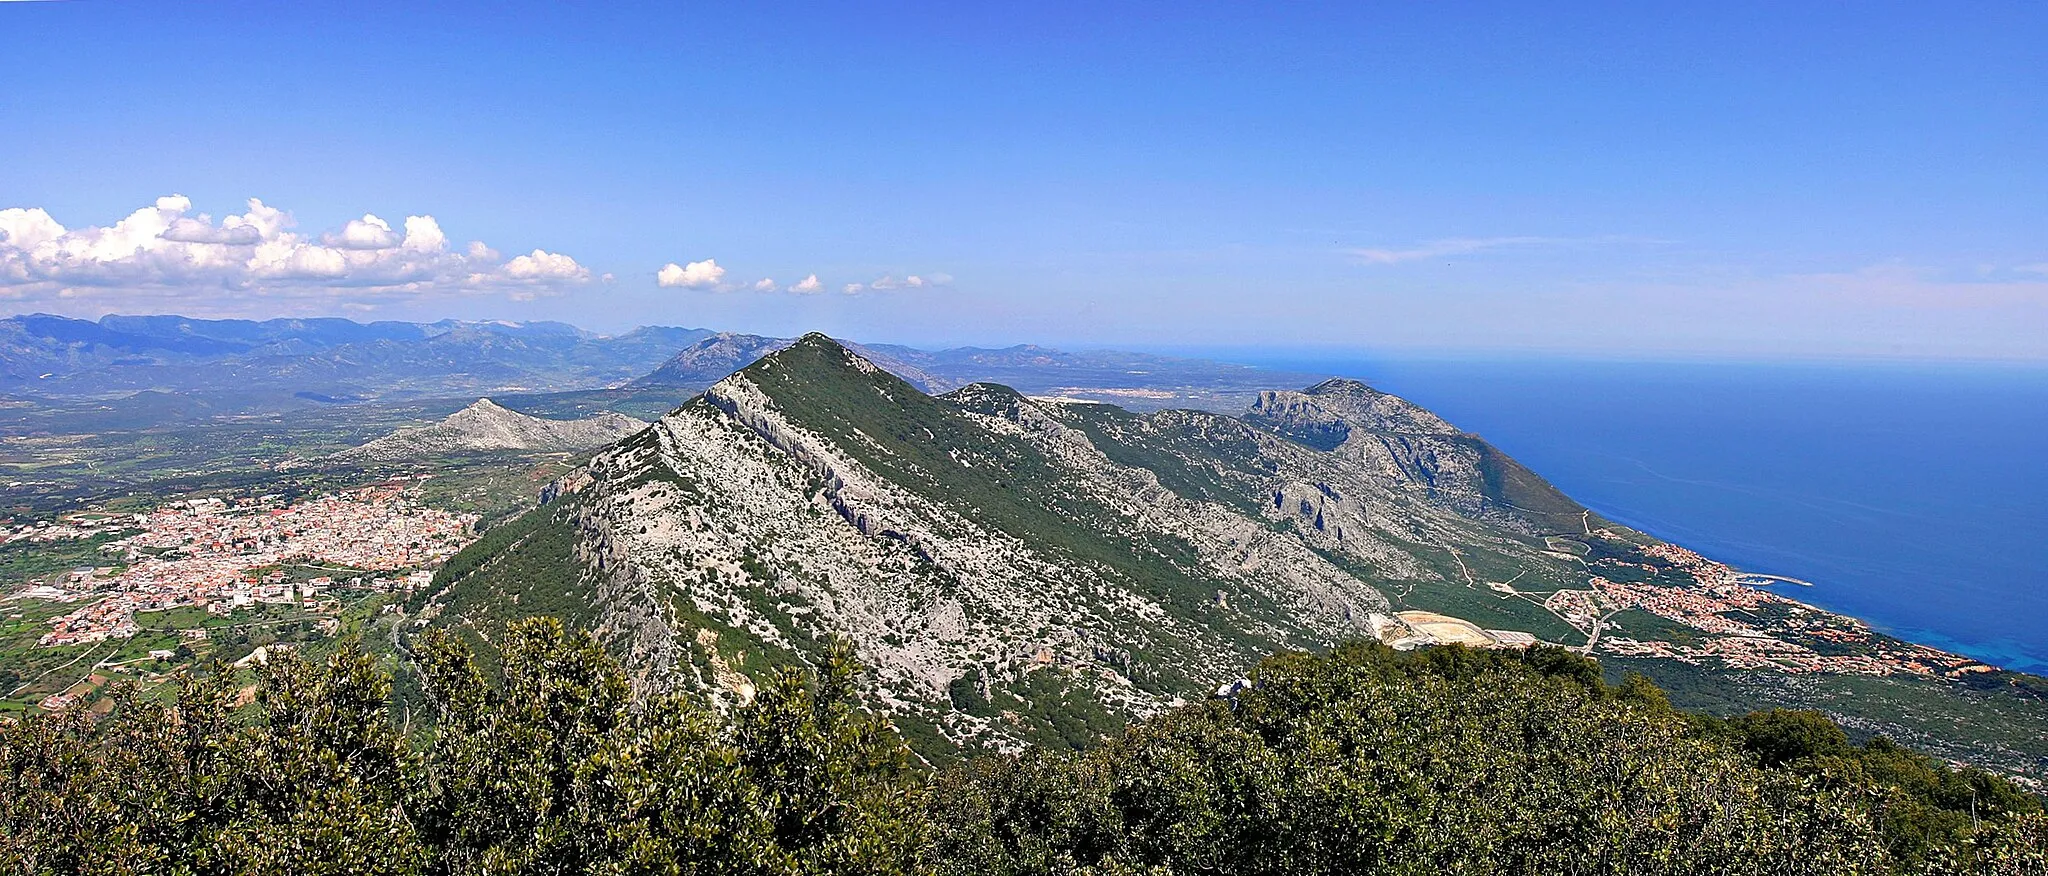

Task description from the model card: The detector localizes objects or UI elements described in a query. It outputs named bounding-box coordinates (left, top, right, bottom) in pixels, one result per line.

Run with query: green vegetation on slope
left=733, top=337, right=1283, bottom=684
left=1040, top=402, right=1277, bottom=515
left=1466, top=436, right=1592, bottom=532
left=416, top=498, right=592, bottom=630
left=5, top=620, right=2044, bottom=875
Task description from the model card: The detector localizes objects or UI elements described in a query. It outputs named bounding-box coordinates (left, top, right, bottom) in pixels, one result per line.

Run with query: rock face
left=431, top=334, right=1609, bottom=753
left=341, top=398, right=647, bottom=461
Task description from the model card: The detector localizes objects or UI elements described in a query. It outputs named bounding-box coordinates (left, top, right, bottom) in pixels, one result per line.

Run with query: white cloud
left=656, top=258, right=725, bottom=289
left=0, top=195, right=592, bottom=305
left=638, top=267, right=943, bottom=296
left=500, top=249, right=589, bottom=282
left=0, top=207, right=66, bottom=250
left=1783, top=261, right=2048, bottom=309
left=865, top=272, right=952, bottom=291
left=326, top=214, right=402, bottom=250
left=402, top=215, right=447, bottom=252
left=1347, top=236, right=1561, bottom=266
left=161, top=216, right=262, bottom=245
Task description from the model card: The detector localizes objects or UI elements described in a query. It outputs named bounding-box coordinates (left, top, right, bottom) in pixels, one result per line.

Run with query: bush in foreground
left=2, top=623, right=2042, bottom=875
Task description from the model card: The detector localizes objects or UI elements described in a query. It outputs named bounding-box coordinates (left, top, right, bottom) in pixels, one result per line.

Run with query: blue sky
left=2, top=0, right=2042, bottom=358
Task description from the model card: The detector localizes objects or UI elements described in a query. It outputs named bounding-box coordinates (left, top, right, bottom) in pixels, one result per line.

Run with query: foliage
left=418, top=502, right=593, bottom=629
left=0, top=620, right=923, bottom=875
left=2, top=627, right=2043, bottom=875
left=928, top=642, right=2045, bottom=876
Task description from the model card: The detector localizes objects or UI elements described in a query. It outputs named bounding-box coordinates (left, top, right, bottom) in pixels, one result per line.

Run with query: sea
left=1209, top=353, right=2048, bottom=675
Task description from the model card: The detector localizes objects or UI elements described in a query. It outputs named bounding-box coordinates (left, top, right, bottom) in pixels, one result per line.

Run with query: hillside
left=417, top=334, right=2048, bottom=769
left=337, top=398, right=647, bottom=461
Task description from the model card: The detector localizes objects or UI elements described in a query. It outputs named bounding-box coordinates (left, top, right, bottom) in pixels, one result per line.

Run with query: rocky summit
left=339, top=398, right=648, bottom=461
left=425, top=333, right=1634, bottom=752
left=630, top=330, right=957, bottom=395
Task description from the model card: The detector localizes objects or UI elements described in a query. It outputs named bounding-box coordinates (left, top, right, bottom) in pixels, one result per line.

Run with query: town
left=18, top=487, right=477, bottom=650
left=1578, top=542, right=1994, bottom=680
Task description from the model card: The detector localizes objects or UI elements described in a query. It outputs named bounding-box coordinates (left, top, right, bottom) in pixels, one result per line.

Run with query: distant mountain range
left=0, top=313, right=711, bottom=399
left=0, top=314, right=1320, bottom=420
left=631, top=331, right=1317, bottom=408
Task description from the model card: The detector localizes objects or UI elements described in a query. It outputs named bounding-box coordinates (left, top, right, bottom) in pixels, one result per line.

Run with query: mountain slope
left=424, top=335, right=1603, bottom=751
left=629, top=332, right=790, bottom=389
left=418, top=334, right=2048, bottom=769
left=339, top=398, right=647, bottom=461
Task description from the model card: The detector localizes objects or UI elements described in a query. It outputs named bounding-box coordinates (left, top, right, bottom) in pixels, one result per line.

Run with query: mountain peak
left=632, top=333, right=789, bottom=389
left=337, top=397, right=647, bottom=461
left=1270, top=378, right=1458, bottom=436
left=1305, top=377, right=1377, bottom=397
left=785, top=332, right=870, bottom=364
left=743, top=332, right=886, bottom=380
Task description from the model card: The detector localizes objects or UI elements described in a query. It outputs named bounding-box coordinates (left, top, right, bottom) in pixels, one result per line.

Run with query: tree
left=407, top=621, right=926, bottom=875
left=1732, top=709, right=1852, bottom=767
left=5, top=625, right=2044, bottom=875
left=931, top=641, right=1894, bottom=875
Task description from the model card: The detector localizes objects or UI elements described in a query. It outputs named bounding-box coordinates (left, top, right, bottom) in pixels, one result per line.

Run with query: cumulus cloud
left=656, top=258, right=725, bottom=289
left=402, top=215, right=447, bottom=252
left=0, top=195, right=592, bottom=306
left=0, top=207, right=67, bottom=251
left=644, top=267, right=944, bottom=296
left=326, top=214, right=403, bottom=250
left=161, top=216, right=262, bottom=245
left=501, top=249, right=589, bottom=282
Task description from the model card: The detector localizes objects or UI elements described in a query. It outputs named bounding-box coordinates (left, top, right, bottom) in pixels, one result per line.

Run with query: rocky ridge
left=339, top=398, right=648, bottom=461
left=431, top=334, right=1609, bottom=752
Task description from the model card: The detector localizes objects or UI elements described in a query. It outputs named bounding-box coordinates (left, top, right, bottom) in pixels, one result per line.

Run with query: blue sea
left=1212, top=354, right=2048, bottom=675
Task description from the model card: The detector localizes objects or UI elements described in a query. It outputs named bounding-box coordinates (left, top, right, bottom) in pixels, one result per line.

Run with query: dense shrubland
left=2, top=620, right=2042, bottom=875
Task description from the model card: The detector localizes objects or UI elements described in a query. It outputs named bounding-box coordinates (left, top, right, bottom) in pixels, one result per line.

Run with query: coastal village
left=1573, top=541, right=1992, bottom=680
left=1350, top=538, right=1993, bottom=683
left=7, top=486, right=476, bottom=652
